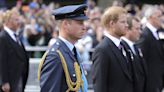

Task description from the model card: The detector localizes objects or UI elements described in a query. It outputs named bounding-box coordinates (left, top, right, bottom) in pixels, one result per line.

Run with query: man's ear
left=108, top=21, right=114, bottom=28
left=109, top=21, right=114, bottom=25
left=62, top=20, right=68, bottom=26
left=62, top=20, right=72, bottom=30
left=61, top=20, right=67, bottom=29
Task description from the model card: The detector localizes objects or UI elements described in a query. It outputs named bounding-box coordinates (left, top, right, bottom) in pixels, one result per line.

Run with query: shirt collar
left=59, top=36, right=74, bottom=51
left=121, top=37, right=136, bottom=54
left=104, top=31, right=120, bottom=47
left=4, top=26, right=16, bottom=36
left=146, top=22, right=158, bottom=39
left=121, top=37, right=134, bottom=47
left=146, top=22, right=157, bottom=32
left=4, top=26, right=17, bottom=41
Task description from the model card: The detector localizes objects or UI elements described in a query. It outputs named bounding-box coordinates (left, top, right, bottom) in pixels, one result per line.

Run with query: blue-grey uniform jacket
left=40, top=38, right=87, bottom=92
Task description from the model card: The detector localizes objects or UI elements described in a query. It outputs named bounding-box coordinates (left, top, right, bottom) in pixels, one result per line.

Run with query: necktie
left=73, top=47, right=78, bottom=61
left=120, top=41, right=134, bottom=79
left=133, top=44, right=144, bottom=58
left=118, top=43, right=123, bottom=51
left=119, top=42, right=127, bottom=58
left=73, top=47, right=88, bottom=92
left=133, top=45, right=138, bottom=54
left=14, top=33, right=21, bottom=45
left=156, top=29, right=160, bottom=40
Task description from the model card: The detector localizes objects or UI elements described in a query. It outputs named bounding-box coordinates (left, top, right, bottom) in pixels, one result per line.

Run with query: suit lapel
left=121, top=40, right=132, bottom=52
left=147, top=28, right=164, bottom=59
left=4, top=31, right=26, bottom=61
left=135, top=47, right=148, bottom=77
left=105, top=37, right=132, bottom=81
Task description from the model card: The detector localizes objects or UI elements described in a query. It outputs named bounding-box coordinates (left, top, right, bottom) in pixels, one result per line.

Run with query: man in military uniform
left=39, top=4, right=88, bottom=92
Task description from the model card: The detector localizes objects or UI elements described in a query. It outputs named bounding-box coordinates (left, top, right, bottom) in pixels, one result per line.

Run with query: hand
left=1, top=83, right=10, bottom=92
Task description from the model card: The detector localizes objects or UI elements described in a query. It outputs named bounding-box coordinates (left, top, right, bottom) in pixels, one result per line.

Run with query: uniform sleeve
left=0, top=37, right=9, bottom=84
left=40, top=51, right=63, bottom=92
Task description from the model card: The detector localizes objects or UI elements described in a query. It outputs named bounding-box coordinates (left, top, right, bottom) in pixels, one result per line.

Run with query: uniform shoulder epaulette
left=49, top=42, right=61, bottom=52
left=38, top=42, right=60, bottom=80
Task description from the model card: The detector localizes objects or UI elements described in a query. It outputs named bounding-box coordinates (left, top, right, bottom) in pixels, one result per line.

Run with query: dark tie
left=14, top=33, right=21, bottom=45
left=133, top=44, right=141, bottom=57
left=120, top=41, right=134, bottom=79
left=119, top=42, right=127, bottom=58
left=73, top=47, right=78, bottom=61
left=118, top=43, right=123, bottom=51
left=156, top=29, right=160, bottom=40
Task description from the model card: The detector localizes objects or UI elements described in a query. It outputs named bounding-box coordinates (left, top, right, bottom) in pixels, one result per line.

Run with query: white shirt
left=4, top=26, right=17, bottom=42
left=146, top=22, right=159, bottom=40
left=104, top=31, right=128, bottom=62
left=104, top=31, right=120, bottom=48
left=121, top=37, right=136, bottom=54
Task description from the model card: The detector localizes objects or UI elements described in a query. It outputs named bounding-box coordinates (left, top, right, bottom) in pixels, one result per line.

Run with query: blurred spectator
left=48, top=30, right=59, bottom=47
left=87, top=7, right=104, bottom=48
left=0, top=10, right=4, bottom=31
left=76, top=33, right=93, bottom=63
left=87, top=0, right=96, bottom=10
left=0, top=8, right=29, bottom=92
left=0, top=0, right=6, bottom=9
left=137, top=6, right=164, bottom=92
left=112, top=0, right=123, bottom=7
left=161, top=15, right=164, bottom=29
left=125, top=4, right=141, bottom=16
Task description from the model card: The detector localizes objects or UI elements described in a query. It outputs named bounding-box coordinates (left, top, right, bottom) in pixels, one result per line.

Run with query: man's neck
left=4, top=24, right=16, bottom=32
left=108, top=31, right=121, bottom=39
left=59, top=35, right=76, bottom=45
left=148, top=20, right=159, bottom=29
left=124, top=34, right=134, bottom=42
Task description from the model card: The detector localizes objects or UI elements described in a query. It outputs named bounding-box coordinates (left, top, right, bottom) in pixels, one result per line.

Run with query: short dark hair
left=127, top=14, right=140, bottom=30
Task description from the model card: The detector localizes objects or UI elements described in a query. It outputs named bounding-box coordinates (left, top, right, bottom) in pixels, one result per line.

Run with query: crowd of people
left=0, top=0, right=164, bottom=92
left=0, top=0, right=58, bottom=47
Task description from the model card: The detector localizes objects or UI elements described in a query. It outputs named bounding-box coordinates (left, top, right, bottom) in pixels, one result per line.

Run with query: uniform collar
left=59, top=36, right=74, bottom=52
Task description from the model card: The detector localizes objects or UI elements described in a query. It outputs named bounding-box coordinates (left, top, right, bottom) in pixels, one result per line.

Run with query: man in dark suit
left=39, top=4, right=88, bottom=92
left=0, top=8, right=29, bottom=92
left=137, top=7, right=164, bottom=92
left=121, top=15, right=147, bottom=92
left=92, top=6, right=135, bottom=92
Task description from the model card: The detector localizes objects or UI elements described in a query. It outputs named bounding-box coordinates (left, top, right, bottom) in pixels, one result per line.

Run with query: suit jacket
left=0, top=30, right=29, bottom=92
left=40, top=38, right=87, bottom=92
left=158, top=28, right=164, bottom=51
left=137, top=27, right=164, bottom=92
left=92, top=36, right=134, bottom=92
left=121, top=39, right=147, bottom=92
